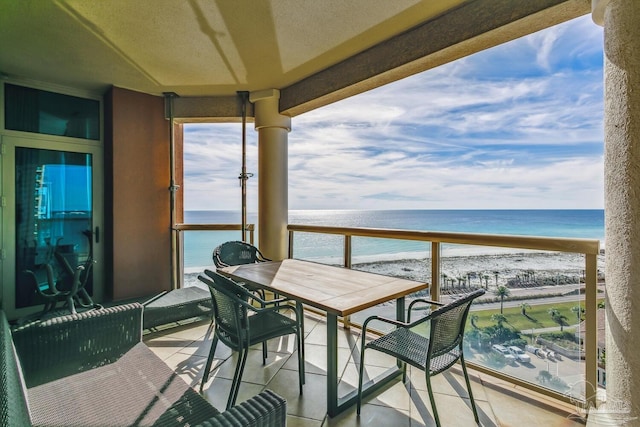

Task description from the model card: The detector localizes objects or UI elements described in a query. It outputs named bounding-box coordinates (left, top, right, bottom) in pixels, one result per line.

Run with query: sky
left=183, top=15, right=604, bottom=212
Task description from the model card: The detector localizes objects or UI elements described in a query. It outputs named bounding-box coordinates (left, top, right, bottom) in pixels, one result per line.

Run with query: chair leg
left=66, top=296, right=77, bottom=314
left=357, top=341, right=367, bottom=415
left=258, top=297, right=268, bottom=365
left=296, top=328, right=304, bottom=395
left=460, top=356, right=480, bottom=425
left=297, top=302, right=305, bottom=358
left=200, top=335, right=219, bottom=393
left=425, top=373, right=442, bottom=427
left=296, top=301, right=306, bottom=384
left=262, top=342, right=267, bottom=365
left=228, top=348, right=249, bottom=410
left=77, top=289, right=95, bottom=307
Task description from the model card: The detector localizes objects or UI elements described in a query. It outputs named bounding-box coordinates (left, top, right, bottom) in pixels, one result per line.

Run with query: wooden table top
left=219, top=259, right=429, bottom=316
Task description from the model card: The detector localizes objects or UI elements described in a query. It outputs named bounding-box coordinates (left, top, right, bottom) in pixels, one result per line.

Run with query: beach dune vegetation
left=548, top=307, right=569, bottom=332
left=467, top=300, right=603, bottom=331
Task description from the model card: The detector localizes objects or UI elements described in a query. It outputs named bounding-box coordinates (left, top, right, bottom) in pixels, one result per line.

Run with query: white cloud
left=183, top=15, right=604, bottom=212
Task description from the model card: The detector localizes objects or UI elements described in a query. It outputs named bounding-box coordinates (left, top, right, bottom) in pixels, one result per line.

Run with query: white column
left=250, top=89, right=291, bottom=260
left=594, top=0, right=640, bottom=423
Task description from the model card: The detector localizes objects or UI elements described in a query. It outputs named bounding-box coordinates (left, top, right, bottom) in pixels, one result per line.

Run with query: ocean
left=183, top=209, right=604, bottom=272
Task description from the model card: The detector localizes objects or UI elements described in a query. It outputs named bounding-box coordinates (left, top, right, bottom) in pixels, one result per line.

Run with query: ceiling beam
left=171, top=95, right=255, bottom=122
left=280, top=0, right=591, bottom=117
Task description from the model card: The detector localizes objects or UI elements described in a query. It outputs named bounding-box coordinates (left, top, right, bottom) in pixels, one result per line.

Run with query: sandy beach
left=184, top=250, right=606, bottom=294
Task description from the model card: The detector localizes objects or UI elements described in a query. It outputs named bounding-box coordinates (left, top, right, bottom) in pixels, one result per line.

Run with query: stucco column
left=249, top=89, right=291, bottom=260
left=594, top=0, right=640, bottom=423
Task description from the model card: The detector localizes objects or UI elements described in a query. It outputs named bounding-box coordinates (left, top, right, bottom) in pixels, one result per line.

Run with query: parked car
left=525, top=345, right=541, bottom=356
left=507, top=346, right=531, bottom=363
left=491, top=344, right=516, bottom=364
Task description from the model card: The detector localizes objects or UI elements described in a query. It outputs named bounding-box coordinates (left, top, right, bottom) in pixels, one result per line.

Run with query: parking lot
left=465, top=345, right=586, bottom=399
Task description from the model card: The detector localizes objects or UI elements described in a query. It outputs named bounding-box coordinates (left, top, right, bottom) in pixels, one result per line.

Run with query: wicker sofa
left=0, top=303, right=286, bottom=427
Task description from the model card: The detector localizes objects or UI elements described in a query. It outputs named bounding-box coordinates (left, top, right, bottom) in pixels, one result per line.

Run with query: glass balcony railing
left=173, top=222, right=601, bottom=413
left=287, top=224, right=601, bottom=412
left=173, top=223, right=255, bottom=288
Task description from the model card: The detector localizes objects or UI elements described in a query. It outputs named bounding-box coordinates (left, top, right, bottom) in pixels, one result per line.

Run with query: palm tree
left=527, top=269, right=536, bottom=283
left=441, top=273, right=448, bottom=290
left=494, top=285, right=510, bottom=314
left=483, top=275, right=490, bottom=290
left=491, top=313, right=507, bottom=328
left=571, top=305, right=584, bottom=322
left=548, top=307, right=568, bottom=332
left=493, top=271, right=500, bottom=287
left=470, top=314, right=479, bottom=329
left=520, top=302, right=531, bottom=316
left=537, top=370, right=553, bottom=384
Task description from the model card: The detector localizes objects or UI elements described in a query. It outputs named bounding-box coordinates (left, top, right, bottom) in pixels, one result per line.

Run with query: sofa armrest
left=0, top=311, right=31, bottom=427
left=11, top=303, right=143, bottom=387
left=196, top=389, right=286, bottom=427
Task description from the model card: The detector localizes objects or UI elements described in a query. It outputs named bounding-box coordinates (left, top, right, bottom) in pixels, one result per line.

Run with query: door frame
left=1, top=134, right=104, bottom=320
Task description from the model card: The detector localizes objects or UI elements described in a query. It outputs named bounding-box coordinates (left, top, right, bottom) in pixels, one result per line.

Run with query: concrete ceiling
left=0, top=0, right=590, bottom=116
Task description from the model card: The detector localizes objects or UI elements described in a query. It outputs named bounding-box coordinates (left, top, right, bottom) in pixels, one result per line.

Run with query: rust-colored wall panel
left=104, top=87, right=171, bottom=301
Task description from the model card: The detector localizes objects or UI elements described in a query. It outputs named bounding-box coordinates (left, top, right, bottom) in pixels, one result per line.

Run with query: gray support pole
left=238, top=91, right=250, bottom=242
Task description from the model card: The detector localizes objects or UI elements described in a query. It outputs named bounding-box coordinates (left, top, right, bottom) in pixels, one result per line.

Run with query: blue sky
left=184, top=15, right=604, bottom=212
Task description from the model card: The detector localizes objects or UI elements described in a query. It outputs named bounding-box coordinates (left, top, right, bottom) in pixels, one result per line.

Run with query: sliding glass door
left=1, top=135, right=103, bottom=319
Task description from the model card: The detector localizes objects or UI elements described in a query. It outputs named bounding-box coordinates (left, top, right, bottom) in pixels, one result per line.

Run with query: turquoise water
left=183, top=209, right=604, bottom=271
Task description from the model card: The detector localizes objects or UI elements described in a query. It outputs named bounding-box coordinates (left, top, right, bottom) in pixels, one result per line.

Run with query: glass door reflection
left=15, top=148, right=94, bottom=309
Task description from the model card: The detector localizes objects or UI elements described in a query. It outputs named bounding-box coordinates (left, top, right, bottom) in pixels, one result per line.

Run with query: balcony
left=143, top=312, right=587, bottom=425
left=170, top=222, right=601, bottom=424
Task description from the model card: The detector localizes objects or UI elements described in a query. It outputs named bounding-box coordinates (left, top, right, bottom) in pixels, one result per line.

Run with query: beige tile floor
left=143, top=313, right=586, bottom=426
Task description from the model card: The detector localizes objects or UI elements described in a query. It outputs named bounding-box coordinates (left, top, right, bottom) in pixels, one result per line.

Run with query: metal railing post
left=288, top=230, right=294, bottom=259
left=343, top=235, right=352, bottom=329
left=344, top=235, right=352, bottom=268
left=431, top=241, right=440, bottom=302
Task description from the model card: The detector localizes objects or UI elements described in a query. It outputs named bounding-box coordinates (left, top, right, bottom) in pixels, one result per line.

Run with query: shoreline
left=183, top=251, right=606, bottom=292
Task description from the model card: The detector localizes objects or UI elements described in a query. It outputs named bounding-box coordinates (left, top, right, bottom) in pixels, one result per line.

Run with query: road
left=442, top=282, right=605, bottom=311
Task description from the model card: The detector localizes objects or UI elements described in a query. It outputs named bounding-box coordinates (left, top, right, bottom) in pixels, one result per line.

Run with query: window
left=4, top=83, right=100, bottom=140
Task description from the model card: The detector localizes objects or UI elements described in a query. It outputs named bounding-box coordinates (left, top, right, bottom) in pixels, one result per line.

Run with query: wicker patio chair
left=213, top=241, right=271, bottom=299
left=214, top=241, right=305, bottom=326
left=198, top=269, right=305, bottom=410
left=357, top=289, right=485, bottom=426
left=213, top=241, right=306, bottom=361
left=213, top=240, right=271, bottom=267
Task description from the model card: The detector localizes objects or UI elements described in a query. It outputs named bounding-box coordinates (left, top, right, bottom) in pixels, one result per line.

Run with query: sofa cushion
left=27, top=342, right=220, bottom=426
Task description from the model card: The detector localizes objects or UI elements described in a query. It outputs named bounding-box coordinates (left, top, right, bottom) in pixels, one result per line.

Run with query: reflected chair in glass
left=23, top=230, right=97, bottom=316
left=357, top=289, right=485, bottom=426
left=198, top=269, right=305, bottom=410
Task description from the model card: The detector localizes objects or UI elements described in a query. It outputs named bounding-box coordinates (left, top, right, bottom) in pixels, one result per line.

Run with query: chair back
left=427, top=289, right=485, bottom=367
left=213, top=241, right=269, bottom=268
left=198, top=270, right=251, bottom=349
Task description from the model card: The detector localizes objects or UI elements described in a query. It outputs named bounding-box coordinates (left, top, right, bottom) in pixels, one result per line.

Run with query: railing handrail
left=287, top=224, right=600, bottom=255
left=174, top=223, right=255, bottom=231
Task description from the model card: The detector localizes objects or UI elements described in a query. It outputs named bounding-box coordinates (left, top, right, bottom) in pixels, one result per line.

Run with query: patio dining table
left=218, top=258, right=429, bottom=417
